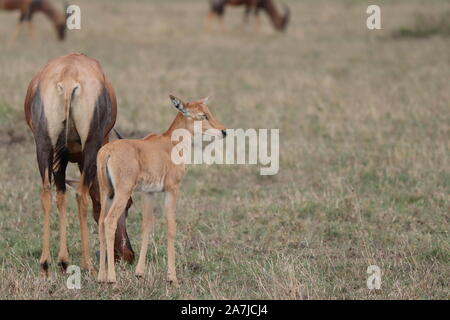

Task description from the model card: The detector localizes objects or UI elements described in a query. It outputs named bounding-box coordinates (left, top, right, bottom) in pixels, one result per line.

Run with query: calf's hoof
left=97, top=273, right=107, bottom=283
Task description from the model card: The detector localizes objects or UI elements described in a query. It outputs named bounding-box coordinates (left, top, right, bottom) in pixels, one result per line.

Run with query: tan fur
left=25, top=53, right=120, bottom=275
left=97, top=96, right=227, bottom=284
left=39, top=168, right=52, bottom=276
left=37, top=56, right=104, bottom=147
left=55, top=190, right=68, bottom=272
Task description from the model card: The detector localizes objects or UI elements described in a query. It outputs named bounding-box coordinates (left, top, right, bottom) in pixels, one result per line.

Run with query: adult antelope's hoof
left=57, top=261, right=69, bottom=274
left=40, top=261, right=50, bottom=278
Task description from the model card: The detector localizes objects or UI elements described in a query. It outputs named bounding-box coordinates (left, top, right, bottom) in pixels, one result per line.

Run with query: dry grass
left=0, top=0, right=448, bottom=299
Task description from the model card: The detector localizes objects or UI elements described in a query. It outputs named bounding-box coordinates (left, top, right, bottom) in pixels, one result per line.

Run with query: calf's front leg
left=135, top=193, right=155, bottom=277
left=164, top=189, right=178, bottom=285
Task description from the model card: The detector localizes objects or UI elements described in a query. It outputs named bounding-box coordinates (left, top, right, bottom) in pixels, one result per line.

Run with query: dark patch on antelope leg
left=89, top=175, right=135, bottom=263
left=19, top=12, right=27, bottom=22
left=83, top=87, right=135, bottom=263
left=89, top=178, right=101, bottom=224
left=53, top=131, right=69, bottom=191
left=81, top=87, right=112, bottom=187
left=211, top=0, right=226, bottom=16
left=54, top=131, right=70, bottom=273
left=114, top=200, right=135, bottom=263
left=30, top=88, right=54, bottom=275
left=40, top=261, right=49, bottom=272
left=58, top=261, right=68, bottom=273
left=30, top=89, right=53, bottom=184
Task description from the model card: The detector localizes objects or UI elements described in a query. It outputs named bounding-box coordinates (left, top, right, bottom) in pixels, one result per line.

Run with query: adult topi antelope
left=96, top=95, right=227, bottom=284
left=208, top=0, right=290, bottom=32
left=0, top=0, right=68, bottom=42
left=24, top=53, right=134, bottom=276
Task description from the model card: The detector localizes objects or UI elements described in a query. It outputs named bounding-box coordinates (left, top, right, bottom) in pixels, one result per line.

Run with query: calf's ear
left=170, top=95, right=190, bottom=117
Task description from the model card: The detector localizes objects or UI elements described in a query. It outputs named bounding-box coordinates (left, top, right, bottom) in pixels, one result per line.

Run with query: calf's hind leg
left=97, top=194, right=111, bottom=283
left=90, top=180, right=135, bottom=263
left=104, top=190, right=133, bottom=283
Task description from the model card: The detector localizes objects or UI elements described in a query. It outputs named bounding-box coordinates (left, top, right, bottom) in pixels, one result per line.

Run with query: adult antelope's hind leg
left=135, top=193, right=155, bottom=278
left=77, top=134, right=105, bottom=272
left=35, top=136, right=54, bottom=277
left=164, top=189, right=178, bottom=285
left=54, top=152, right=70, bottom=273
left=39, top=169, right=52, bottom=277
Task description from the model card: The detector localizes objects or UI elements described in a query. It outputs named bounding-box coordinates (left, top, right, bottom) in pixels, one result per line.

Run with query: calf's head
left=169, top=95, right=227, bottom=138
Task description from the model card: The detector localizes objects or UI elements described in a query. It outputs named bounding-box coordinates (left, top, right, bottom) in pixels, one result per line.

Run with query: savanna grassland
left=0, top=0, right=448, bottom=299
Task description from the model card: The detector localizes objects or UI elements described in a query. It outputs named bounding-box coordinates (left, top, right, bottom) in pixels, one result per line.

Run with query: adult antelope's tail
left=64, top=92, right=71, bottom=145
left=61, top=83, right=80, bottom=145
left=51, top=82, right=79, bottom=174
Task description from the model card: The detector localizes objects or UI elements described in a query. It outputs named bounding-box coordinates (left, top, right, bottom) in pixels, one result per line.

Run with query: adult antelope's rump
left=24, top=53, right=134, bottom=276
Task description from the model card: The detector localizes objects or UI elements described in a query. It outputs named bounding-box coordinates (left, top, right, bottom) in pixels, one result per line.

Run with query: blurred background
left=0, top=0, right=448, bottom=299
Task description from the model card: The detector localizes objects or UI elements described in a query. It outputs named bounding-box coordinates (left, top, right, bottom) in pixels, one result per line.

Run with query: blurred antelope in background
left=0, top=0, right=68, bottom=42
left=208, top=0, right=290, bottom=32
left=96, top=95, right=227, bottom=284
left=24, top=53, right=134, bottom=276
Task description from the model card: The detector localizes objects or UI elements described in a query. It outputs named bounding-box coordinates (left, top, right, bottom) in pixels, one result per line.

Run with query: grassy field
left=0, top=0, right=449, bottom=299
